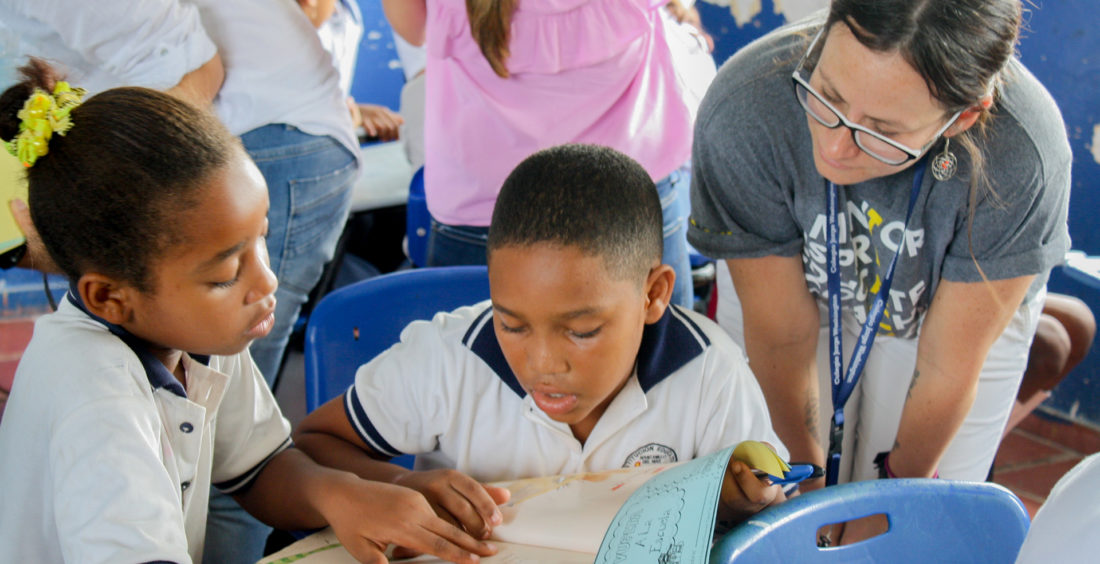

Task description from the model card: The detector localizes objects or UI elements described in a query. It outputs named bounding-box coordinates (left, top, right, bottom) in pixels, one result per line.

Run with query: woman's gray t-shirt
left=688, top=21, right=1071, bottom=339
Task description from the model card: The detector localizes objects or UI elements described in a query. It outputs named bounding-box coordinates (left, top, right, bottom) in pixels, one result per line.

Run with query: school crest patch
left=622, top=443, right=678, bottom=467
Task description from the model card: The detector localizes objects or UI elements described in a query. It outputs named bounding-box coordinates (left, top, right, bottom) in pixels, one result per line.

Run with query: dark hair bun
left=0, top=58, right=61, bottom=141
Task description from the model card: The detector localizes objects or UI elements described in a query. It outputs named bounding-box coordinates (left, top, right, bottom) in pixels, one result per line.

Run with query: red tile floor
left=2, top=313, right=1098, bottom=519
left=993, top=409, right=1100, bottom=517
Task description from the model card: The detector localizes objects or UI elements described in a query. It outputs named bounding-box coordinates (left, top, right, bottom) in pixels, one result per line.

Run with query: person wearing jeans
left=241, top=124, right=357, bottom=387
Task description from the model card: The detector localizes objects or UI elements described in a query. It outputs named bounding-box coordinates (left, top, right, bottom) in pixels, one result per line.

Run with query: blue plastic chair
left=304, top=265, right=490, bottom=413
left=405, top=167, right=429, bottom=267
left=711, top=479, right=1030, bottom=563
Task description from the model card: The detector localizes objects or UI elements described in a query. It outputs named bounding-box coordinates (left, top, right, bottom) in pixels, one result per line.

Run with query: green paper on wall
left=0, top=148, right=28, bottom=254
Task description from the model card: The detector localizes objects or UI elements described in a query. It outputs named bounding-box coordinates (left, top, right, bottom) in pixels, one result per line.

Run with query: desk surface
left=352, top=141, right=414, bottom=213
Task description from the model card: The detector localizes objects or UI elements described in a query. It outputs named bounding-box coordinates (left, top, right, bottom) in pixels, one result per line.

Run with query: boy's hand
left=718, top=459, right=785, bottom=524
left=319, top=474, right=497, bottom=564
left=394, top=469, right=511, bottom=539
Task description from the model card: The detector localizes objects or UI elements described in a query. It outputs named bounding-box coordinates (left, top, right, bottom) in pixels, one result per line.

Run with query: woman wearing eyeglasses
left=689, top=0, right=1070, bottom=494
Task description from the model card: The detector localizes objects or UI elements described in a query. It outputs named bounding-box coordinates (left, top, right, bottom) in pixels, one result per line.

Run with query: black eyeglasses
left=791, top=28, right=962, bottom=166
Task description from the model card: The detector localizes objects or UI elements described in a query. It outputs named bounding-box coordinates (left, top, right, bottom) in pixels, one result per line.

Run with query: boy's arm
left=294, top=395, right=509, bottom=539
left=232, top=447, right=496, bottom=564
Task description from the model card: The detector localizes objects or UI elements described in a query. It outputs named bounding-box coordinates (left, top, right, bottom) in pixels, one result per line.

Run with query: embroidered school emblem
left=622, top=443, right=678, bottom=467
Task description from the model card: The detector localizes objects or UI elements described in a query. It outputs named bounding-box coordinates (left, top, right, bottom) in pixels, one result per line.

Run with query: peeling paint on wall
left=701, top=0, right=762, bottom=27
left=1092, top=123, right=1100, bottom=165
left=701, top=0, right=827, bottom=27
left=772, top=0, right=829, bottom=22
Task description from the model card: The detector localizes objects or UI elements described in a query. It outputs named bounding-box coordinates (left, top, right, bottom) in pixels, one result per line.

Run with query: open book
left=261, top=446, right=738, bottom=563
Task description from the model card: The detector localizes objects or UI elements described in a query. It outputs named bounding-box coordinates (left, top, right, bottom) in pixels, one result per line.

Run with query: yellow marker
left=732, top=440, right=791, bottom=478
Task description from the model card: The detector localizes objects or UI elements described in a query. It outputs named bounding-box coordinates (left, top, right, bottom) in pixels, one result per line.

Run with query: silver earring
left=931, top=138, right=957, bottom=181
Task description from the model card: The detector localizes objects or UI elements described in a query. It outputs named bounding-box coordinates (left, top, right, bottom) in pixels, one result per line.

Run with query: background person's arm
left=165, top=53, right=224, bottom=108
left=381, top=0, right=427, bottom=46
left=727, top=255, right=825, bottom=490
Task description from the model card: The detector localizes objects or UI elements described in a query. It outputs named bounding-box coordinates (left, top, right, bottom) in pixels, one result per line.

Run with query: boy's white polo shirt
left=0, top=295, right=291, bottom=564
left=346, top=302, right=785, bottom=482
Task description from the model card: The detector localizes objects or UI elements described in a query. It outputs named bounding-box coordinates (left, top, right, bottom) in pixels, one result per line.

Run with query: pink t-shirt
left=424, top=0, right=693, bottom=226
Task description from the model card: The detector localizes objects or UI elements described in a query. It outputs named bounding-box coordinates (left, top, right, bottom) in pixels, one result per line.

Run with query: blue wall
left=697, top=0, right=1100, bottom=425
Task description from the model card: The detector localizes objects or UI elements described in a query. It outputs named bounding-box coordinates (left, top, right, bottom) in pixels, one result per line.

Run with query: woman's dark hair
left=0, top=58, right=239, bottom=292
left=825, top=0, right=1022, bottom=277
left=825, top=0, right=1022, bottom=200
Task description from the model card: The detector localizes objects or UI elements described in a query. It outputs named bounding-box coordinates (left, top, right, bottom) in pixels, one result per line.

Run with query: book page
left=257, top=465, right=677, bottom=563
left=396, top=543, right=594, bottom=564
left=490, top=463, right=677, bottom=553
left=258, top=529, right=591, bottom=564
left=257, top=451, right=733, bottom=564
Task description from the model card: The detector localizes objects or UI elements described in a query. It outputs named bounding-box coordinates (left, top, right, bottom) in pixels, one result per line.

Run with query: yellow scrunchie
left=5, top=81, right=86, bottom=168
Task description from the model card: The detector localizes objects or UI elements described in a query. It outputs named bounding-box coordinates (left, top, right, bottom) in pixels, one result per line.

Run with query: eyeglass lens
left=795, top=82, right=910, bottom=165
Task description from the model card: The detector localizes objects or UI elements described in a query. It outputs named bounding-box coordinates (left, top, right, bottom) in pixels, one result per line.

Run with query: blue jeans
left=243, top=124, right=357, bottom=385
left=657, top=166, right=693, bottom=309
left=425, top=221, right=490, bottom=266
left=203, top=124, right=356, bottom=564
left=425, top=168, right=693, bottom=308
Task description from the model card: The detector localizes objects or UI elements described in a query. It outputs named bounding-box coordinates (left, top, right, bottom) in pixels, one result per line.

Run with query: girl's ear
left=643, top=264, right=676, bottom=324
left=77, top=273, right=135, bottom=325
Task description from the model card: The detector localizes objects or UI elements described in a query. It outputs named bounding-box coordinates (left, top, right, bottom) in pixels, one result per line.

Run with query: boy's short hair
left=487, top=144, right=662, bottom=282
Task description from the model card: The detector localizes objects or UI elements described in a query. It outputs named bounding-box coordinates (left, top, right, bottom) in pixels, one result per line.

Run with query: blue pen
left=752, top=463, right=825, bottom=485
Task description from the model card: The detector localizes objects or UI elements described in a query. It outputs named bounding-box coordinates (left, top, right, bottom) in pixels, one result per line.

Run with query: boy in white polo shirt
left=295, top=144, right=787, bottom=542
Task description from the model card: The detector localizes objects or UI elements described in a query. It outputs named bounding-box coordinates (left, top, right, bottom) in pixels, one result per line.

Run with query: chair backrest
left=304, top=266, right=491, bottom=413
left=711, top=479, right=1030, bottom=564
left=405, top=167, right=429, bottom=267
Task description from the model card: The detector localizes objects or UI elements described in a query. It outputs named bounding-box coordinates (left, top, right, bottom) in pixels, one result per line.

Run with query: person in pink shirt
left=383, top=0, right=695, bottom=307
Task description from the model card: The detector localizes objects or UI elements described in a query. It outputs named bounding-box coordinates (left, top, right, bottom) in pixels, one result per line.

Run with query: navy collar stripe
left=635, top=305, right=708, bottom=393
left=214, top=437, right=293, bottom=495
left=462, top=306, right=494, bottom=347
left=466, top=305, right=707, bottom=397
left=66, top=290, right=188, bottom=399
left=668, top=305, right=711, bottom=350
left=466, top=305, right=526, bottom=397
left=344, top=386, right=404, bottom=457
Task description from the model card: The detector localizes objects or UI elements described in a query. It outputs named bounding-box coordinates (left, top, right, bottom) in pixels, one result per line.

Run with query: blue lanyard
left=824, top=159, right=927, bottom=486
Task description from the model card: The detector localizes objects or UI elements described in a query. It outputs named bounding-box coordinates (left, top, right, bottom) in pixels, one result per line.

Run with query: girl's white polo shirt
left=0, top=295, right=291, bottom=563
left=345, top=302, right=786, bottom=482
